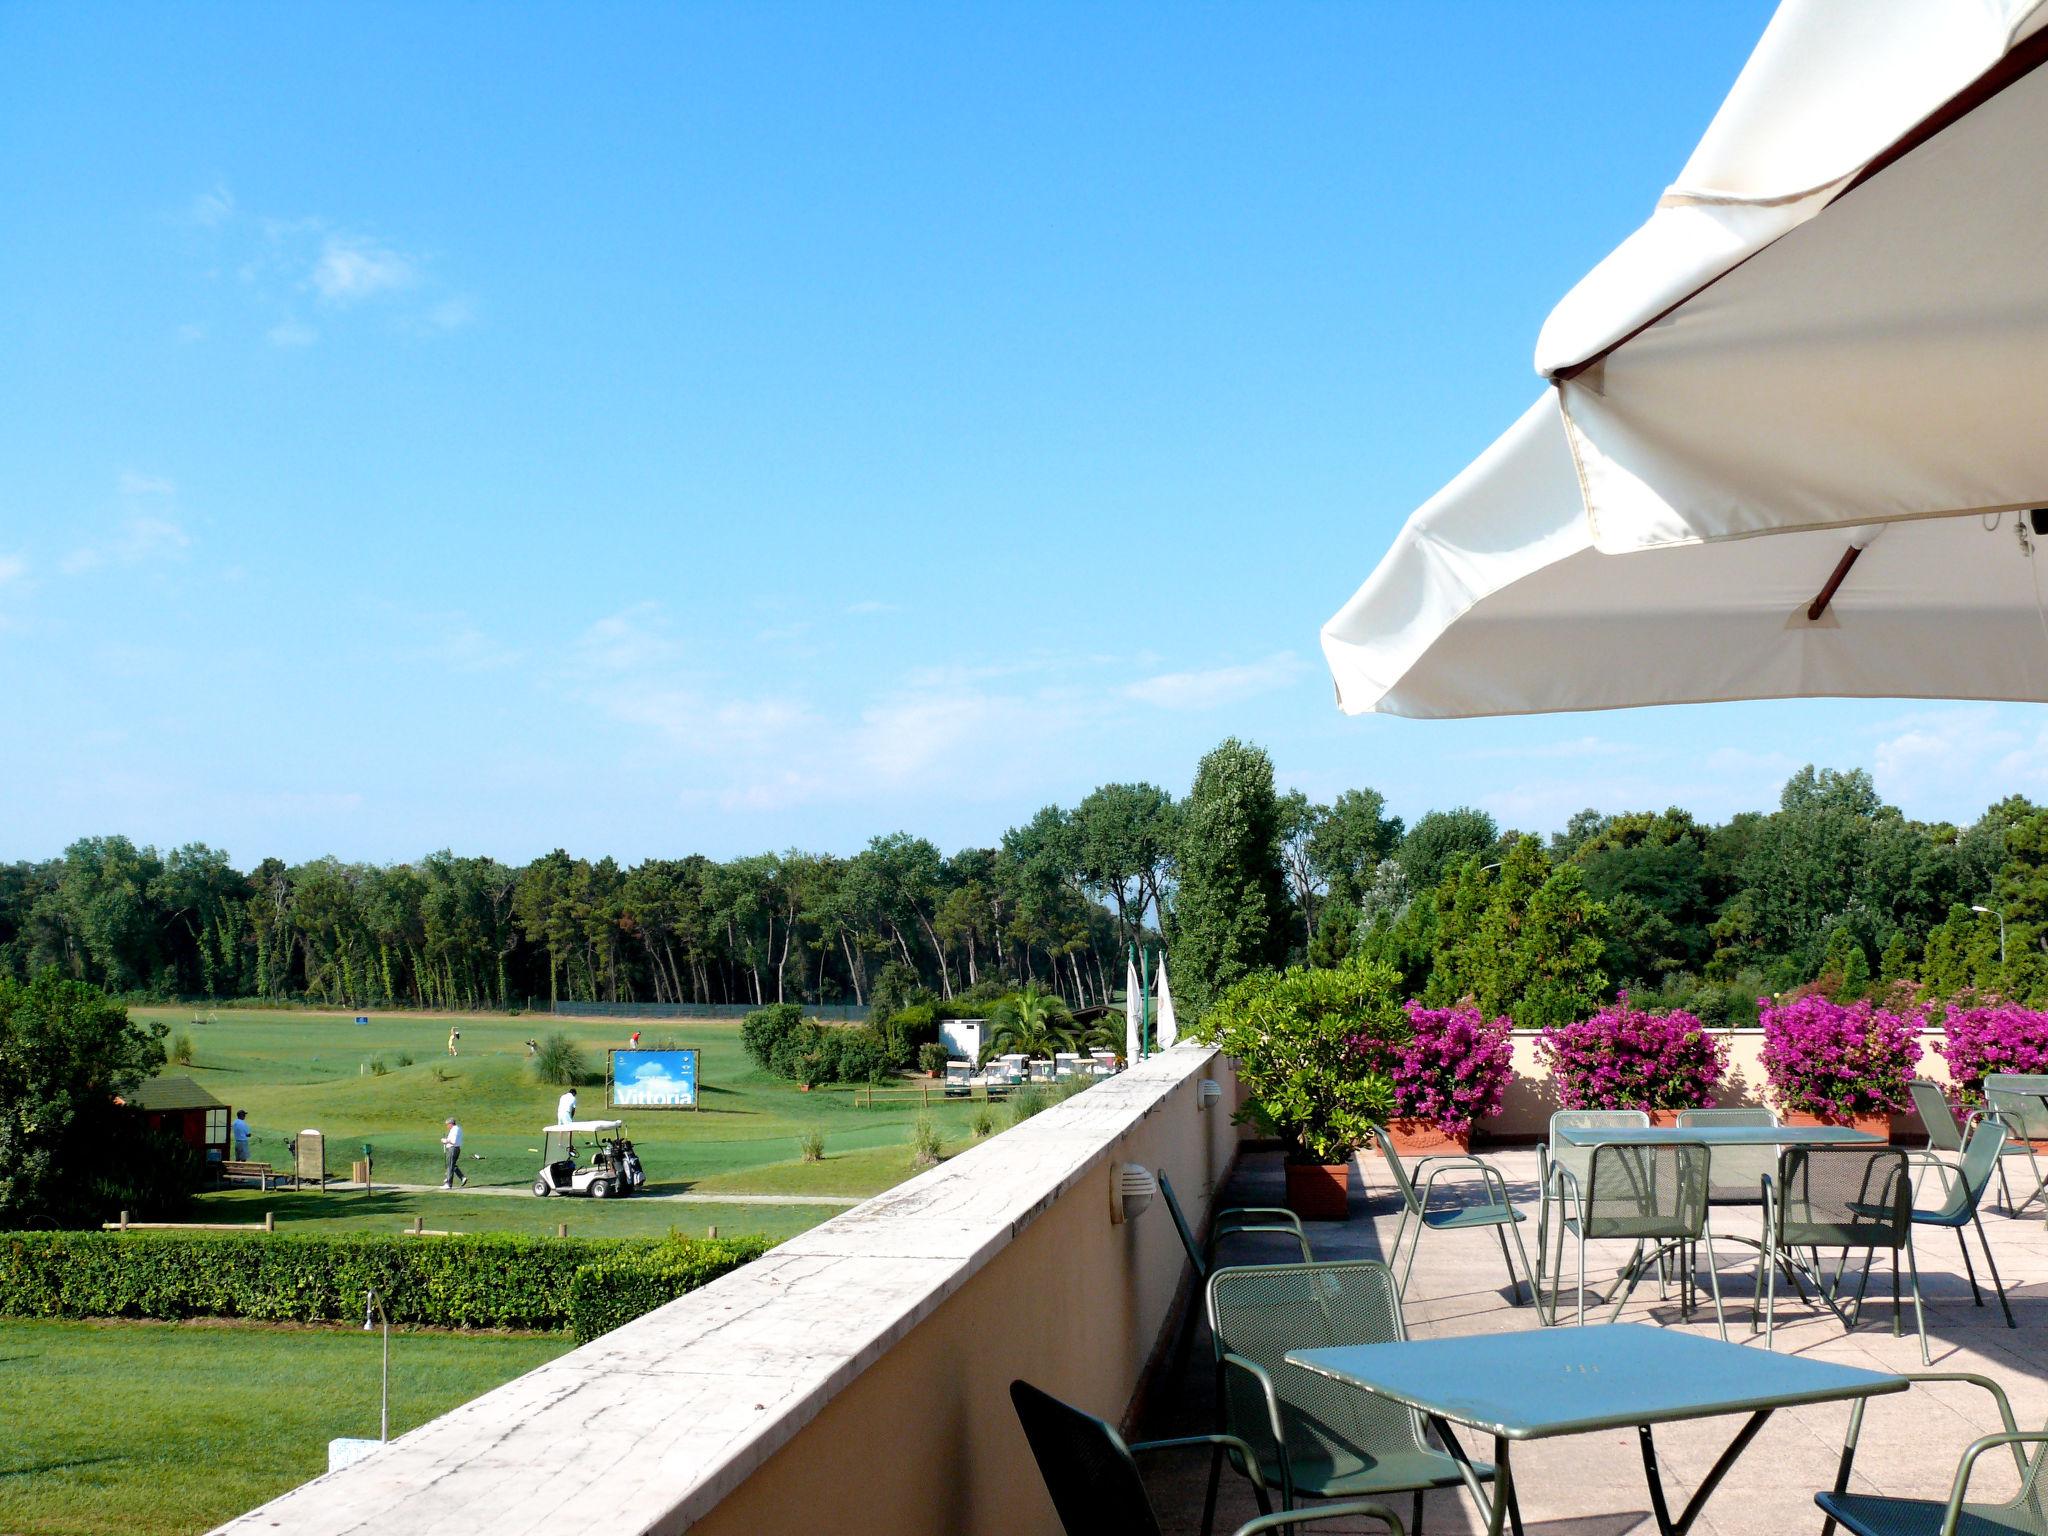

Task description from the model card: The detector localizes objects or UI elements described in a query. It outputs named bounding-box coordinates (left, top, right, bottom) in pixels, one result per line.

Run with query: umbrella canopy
left=1322, top=397, right=2048, bottom=718
left=1324, top=0, right=2048, bottom=716
left=1544, top=0, right=2048, bottom=551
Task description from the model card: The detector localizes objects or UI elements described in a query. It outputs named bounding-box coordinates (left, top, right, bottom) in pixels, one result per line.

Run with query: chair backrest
left=1677, top=1107, right=1779, bottom=1203
left=1908, top=1080, right=1965, bottom=1152
left=1942, top=1120, right=2011, bottom=1219
left=1546, top=1110, right=1651, bottom=1189
left=1985, top=1075, right=2048, bottom=1139
left=1581, top=1142, right=1711, bottom=1239
left=1207, top=1261, right=1426, bottom=1475
left=1773, top=1146, right=1910, bottom=1248
left=1155, top=1170, right=1206, bottom=1282
left=1370, top=1125, right=1421, bottom=1213
left=1009, top=1380, right=1162, bottom=1536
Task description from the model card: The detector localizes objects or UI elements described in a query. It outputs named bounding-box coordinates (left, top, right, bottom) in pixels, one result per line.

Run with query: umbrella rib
left=1806, top=545, right=1862, bottom=622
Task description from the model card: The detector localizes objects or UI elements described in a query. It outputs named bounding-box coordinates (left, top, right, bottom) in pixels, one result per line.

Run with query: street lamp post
left=1972, top=905, right=2008, bottom=967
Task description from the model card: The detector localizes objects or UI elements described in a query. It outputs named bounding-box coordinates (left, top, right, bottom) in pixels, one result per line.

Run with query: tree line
left=5, top=742, right=2047, bottom=1023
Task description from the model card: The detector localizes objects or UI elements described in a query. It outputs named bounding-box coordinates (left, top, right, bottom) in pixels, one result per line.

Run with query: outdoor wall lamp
left=363, top=1288, right=390, bottom=1441
left=1197, top=1079, right=1223, bottom=1112
left=1111, top=1161, right=1157, bottom=1225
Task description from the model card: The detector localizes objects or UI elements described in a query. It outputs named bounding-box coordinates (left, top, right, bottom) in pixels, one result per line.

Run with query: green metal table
left=1552, top=1123, right=1887, bottom=1324
left=1288, top=1322, right=1905, bottom=1536
left=1554, top=1124, right=1885, bottom=1148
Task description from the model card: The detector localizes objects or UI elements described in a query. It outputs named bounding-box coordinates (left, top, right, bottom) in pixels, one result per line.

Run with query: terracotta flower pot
left=1783, top=1110, right=1893, bottom=1142
left=1382, top=1119, right=1471, bottom=1156
left=1645, top=1109, right=1685, bottom=1128
left=1284, top=1161, right=1351, bottom=1221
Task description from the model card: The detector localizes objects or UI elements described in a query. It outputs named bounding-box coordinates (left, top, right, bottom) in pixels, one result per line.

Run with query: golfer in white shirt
left=440, top=1118, right=466, bottom=1188
left=556, top=1088, right=577, bottom=1124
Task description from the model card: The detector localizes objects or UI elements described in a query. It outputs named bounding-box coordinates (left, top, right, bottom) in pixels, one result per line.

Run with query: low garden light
left=363, top=1288, right=390, bottom=1442
left=1110, top=1162, right=1156, bottom=1225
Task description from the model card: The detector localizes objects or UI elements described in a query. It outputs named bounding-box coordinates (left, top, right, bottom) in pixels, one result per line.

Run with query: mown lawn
left=0, top=1318, right=572, bottom=1536
left=134, top=1006, right=990, bottom=1210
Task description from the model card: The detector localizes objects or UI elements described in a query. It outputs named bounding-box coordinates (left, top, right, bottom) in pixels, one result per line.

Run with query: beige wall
left=1485, top=1027, right=1951, bottom=1142
left=690, top=1052, right=1240, bottom=1536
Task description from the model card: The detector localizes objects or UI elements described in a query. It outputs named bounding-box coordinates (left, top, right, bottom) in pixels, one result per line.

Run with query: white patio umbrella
left=1323, top=0, right=2048, bottom=715
left=1546, top=0, right=2048, bottom=552
left=1322, top=397, right=2048, bottom=717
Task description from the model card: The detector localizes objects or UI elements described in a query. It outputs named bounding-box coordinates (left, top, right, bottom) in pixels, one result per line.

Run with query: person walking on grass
left=232, top=1109, right=251, bottom=1161
left=440, top=1118, right=467, bottom=1188
left=556, top=1086, right=577, bottom=1125
left=447, top=1026, right=460, bottom=1058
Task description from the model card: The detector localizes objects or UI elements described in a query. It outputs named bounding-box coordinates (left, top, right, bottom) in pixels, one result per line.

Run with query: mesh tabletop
left=1555, top=1125, right=1883, bottom=1147
left=1287, top=1323, right=1905, bottom=1440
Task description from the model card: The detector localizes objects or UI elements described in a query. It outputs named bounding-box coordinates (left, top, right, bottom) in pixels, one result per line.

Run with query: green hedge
left=567, top=1235, right=771, bottom=1342
left=0, top=1231, right=766, bottom=1336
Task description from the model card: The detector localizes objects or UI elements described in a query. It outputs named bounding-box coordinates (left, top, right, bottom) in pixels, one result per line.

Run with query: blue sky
left=4, top=3, right=2040, bottom=867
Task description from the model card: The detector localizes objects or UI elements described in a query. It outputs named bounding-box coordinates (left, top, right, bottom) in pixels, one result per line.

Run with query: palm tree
left=986, top=983, right=1077, bottom=1059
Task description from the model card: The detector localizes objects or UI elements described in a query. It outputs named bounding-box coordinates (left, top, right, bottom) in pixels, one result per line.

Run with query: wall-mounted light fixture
left=1197, top=1078, right=1223, bottom=1112
left=1110, top=1161, right=1157, bottom=1224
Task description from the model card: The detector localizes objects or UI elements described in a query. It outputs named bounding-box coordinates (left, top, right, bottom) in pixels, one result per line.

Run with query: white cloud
left=1125, top=652, right=1307, bottom=710
left=845, top=599, right=897, bottom=616
left=187, top=183, right=235, bottom=228
left=63, top=512, right=192, bottom=576
left=267, top=318, right=317, bottom=348
left=312, top=235, right=417, bottom=304
left=1873, top=705, right=2048, bottom=814
left=1453, top=735, right=1644, bottom=763
left=175, top=323, right=207, bottom=345
left=424, top=296, right=474, bottom=332
left=0, top=553, right=26, bottom=587
left=118, top=471, right=176, bottom=498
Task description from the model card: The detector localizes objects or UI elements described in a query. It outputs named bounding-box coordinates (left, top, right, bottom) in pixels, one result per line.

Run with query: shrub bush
left=1938, top=1001, right=2048, bottom=1102
left=833, top=1025, right=896, bottom=1085
left=530, top=1032, right=588, bottom=1087
left=167, top=1030, right=196, bottom=1066
left=742, top=1003, right=809, bottom=1070
left=0, top=1230, right=763, bottom=1336
left=1759, top=994, right=1923, bottom=1118
left=1537, top=995, right=1728, bottom=1111
left=798, top=1129, right=825, bottom=1162
left=909, top=1115, right=942, bottom=1167
left=1196, top=957, right=1404, bottom=1163
left=1009, top=1086, right=1049, bottom=1124
left=1382, top=1001, right=1513, bottom=1139
left=566, top=1235, right=771, bottom=1342
left=917, top=1041, right=948, bottom=1075
left=970, top=1106, right=995, bottom=1139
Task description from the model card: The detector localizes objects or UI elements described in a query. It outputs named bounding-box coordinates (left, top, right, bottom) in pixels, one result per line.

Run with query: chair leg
left=1400, top=1220, right=1424, bottom=1298
left=1505, top=1216, right=1541, bottom=1321
left=1764, top=1237, right=1779, bottom=1350
left=1577, top=1224, right=1589, bottom=1329
left=1700, top=1224, right=1729, bottom=1343
left=1606, top=1248, right=1647, bottom=1324
left=1905, top=1235, right=1929, bottom=1366
left=1201, top=1443, right=1222, bottom=1536
left=1997, top=1158, right=2015, bottom=1217
left=1972, top=1212, right=2016, bottom=1329
left=1493, top=1225, right=1522, bottom=1305
left=1955, top=1225, right=1983, bottom=1306
left=1412, top=1488, right=1424, bottom=1536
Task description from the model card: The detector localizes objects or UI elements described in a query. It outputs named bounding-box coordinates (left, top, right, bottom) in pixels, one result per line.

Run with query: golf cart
left=532, top=1119, right=646, bottom=1199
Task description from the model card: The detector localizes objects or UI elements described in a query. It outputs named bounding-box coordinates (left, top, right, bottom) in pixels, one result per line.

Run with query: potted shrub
left=1536, top=994, right=1728, bottom=1121
left=1758, top=993, right=1922, bottom=1137
left=1200, top=957, right=1403, bottom=1219
left=1367, top=1000, right=1513, bottom=1154
left=1937, top=1000, right=2048, bottom=1105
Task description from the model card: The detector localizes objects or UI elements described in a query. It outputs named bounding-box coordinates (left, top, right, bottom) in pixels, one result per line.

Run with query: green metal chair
left=1905, top=1119, right=2017, bottom=1329
left=1676, top=1106, right=1779, bottom=1203
left=1758, top=1144, right=1927, bottom=1363
left=1536, top=1110, right=1650, bottom=1291
left=1982, top=1074, right=2048, bottom=1217
left=1008, top=1379, right=1405, bottom=1536
left=1205, top=1261, right=1486, bottom=1536
left=1816, top=1372, right=2048, bottom=1536
left=1160, top=1170, right=1315, bottom=1275
left=1159, top=1170, right=1314, bottom=1375
left=1544, top=1139, right=1727, bottom=1339
left=1372, top=1127, right=1537, bottom=1307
